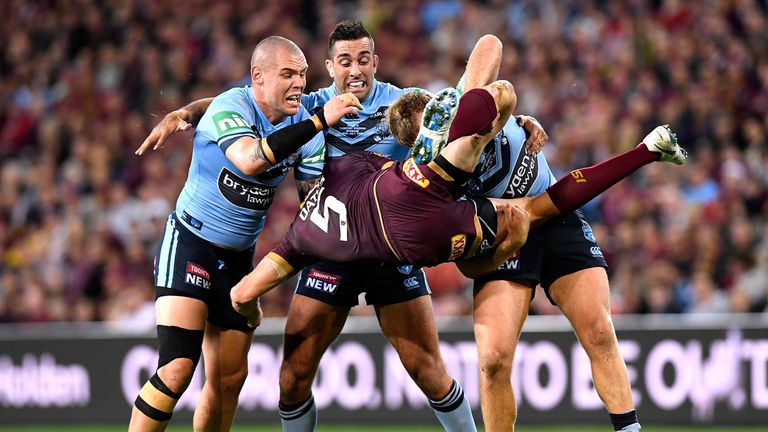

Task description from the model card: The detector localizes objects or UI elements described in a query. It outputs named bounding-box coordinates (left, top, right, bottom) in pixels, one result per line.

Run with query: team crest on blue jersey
left=477, top=142, right=498, bottom=174
left=466, top=178, right=482, bottom=196
left=397, top=265, right=413, bottom=274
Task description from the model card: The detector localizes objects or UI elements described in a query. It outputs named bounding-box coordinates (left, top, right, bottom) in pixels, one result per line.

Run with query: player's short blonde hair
left=386, top=91, right=432, bottom=148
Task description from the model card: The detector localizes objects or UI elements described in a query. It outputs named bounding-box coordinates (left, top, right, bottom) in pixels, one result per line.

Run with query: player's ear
left=252, top=65, right=263, bottom=85
left=371, top=54, right=379, bottom=74
left=325, top=59, right=334, bottom=78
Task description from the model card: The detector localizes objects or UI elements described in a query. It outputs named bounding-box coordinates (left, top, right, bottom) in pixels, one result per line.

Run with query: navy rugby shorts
left=153, top=213, right=254, bottom=332
left=474, top=210, right=608, bottom=304
left=295, top=260, right=431, bottom=307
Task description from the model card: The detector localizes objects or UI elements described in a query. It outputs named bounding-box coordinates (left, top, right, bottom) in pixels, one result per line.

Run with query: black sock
left=610, top=410, right=638, bottom=431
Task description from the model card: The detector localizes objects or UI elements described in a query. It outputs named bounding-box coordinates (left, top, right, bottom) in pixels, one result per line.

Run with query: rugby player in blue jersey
left=387, top=80, right=685, bottom=432
left=128, top=36, right=362, bottom=432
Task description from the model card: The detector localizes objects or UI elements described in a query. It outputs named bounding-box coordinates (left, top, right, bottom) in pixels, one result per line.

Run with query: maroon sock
left=547, top=144, right=659, bottom=214
left=447, top=88, right=497, bottom=143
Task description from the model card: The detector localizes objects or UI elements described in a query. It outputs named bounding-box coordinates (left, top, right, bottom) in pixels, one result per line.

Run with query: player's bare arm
left=135, top=98, right=213, bottom=155
left=461, top=34, right=502, bottom=92
left=456, top=203, right=531, bottom=279
left=231, top=253, right=297, bottom=327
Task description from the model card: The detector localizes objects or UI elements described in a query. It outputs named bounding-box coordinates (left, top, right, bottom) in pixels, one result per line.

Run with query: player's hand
left=321, top=93, right=363, bottom=126
left=495, top=203, right=531, bottom=256
left=135, top=111, right=191, bottom=155
left=231, top=293, right=263, bottom=329
left=517, top=115, right=547, bottom=155
left=243, top=299, right=263, bottom=329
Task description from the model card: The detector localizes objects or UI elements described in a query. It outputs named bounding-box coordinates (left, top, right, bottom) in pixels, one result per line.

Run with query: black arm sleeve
left=262, top=119, right=320, bottom=164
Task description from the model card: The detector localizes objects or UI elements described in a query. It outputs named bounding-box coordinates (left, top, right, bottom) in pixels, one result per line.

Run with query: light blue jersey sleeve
left=197, top=88, right=259, bottom=152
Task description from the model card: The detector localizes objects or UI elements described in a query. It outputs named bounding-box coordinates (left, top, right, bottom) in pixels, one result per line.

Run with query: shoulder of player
left=302, top=85, right=335, bottom=110
left=200, top=86, right=253, bottom=122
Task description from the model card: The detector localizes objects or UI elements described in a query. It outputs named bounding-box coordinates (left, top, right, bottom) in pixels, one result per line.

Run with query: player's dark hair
left=328, top=20, right=374, bottom=57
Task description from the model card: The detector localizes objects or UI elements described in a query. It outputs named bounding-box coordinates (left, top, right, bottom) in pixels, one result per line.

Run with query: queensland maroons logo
left=448, top=234, right=467, bottom=261
left=403, top=159, right=430, bottom=188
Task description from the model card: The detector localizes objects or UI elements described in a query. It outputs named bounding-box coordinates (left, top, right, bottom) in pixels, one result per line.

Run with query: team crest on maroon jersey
left=448, top=234, right=467, bottom=261
left=403, top=159, right=430, bottom=188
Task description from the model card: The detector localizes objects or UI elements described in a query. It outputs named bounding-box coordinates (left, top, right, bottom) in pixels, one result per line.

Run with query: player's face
left=326, top=38, right=378, bottom=102
left=256, top=48, right=308, bottom=121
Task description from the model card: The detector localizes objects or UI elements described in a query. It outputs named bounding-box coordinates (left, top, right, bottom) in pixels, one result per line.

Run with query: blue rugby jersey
left=302, top=80, right=418, bottom=161
left=467, top=118, right=556, bottom=199
left=175, top=86, right=325, bottom=250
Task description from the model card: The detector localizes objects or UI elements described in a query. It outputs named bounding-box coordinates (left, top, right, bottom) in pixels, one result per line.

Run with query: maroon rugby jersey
left=272, top=152, right=483, bottom=270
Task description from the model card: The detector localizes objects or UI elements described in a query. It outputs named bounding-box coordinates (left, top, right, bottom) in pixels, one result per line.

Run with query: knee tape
left=156, top=325, right=204, bottom=368
left=134, top=373, right=182, bottom=422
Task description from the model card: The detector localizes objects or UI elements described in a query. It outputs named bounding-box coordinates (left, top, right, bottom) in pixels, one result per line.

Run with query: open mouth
left=347, top=81, right=366, bottom=91
left=286, top=95, right=301, bottom=106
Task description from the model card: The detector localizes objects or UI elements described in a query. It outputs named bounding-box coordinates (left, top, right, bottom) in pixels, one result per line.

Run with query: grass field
left=0, top=426, right=765, bottom=432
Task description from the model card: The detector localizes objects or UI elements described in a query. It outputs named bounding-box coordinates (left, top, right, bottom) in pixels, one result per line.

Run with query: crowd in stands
left=1, top=0, right=767, bottom=327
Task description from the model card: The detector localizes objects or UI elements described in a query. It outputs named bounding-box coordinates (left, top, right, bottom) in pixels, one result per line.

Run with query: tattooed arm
left=136, top=98, right=214, bottom=155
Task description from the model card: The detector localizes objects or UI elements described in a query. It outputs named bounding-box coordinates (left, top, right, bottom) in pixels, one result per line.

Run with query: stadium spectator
left=0, top=1, right=766, bottom=326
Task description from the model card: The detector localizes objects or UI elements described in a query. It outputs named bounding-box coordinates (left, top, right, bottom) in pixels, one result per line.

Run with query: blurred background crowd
left=1, top=0, right=767, bottom=328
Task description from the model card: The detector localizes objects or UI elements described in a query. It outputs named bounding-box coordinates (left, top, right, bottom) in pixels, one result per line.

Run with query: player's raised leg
left=506, top=124, right=686, bottom=226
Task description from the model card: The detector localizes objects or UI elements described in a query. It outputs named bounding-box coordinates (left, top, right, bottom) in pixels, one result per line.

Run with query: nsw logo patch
left=397, top=265, right=413, bottom=275
left=582, top=222, right=596, bottom=243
